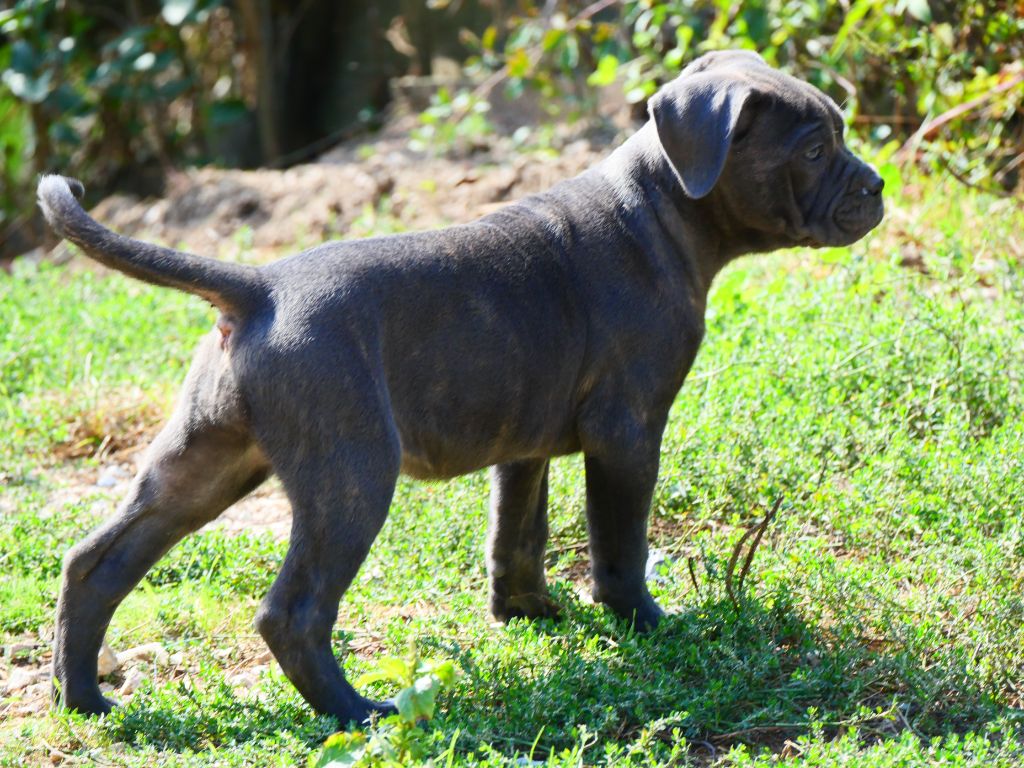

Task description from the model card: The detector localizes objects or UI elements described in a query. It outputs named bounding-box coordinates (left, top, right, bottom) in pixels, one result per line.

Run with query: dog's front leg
left=486, top=459, right=560, bottom=622
left=584, top=446, right=663, bottom=631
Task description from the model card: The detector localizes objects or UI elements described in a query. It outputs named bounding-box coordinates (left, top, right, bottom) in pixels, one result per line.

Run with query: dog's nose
left=859, top=170, right=884, bottom=197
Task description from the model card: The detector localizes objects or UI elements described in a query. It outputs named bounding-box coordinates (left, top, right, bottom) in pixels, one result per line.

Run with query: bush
left=460, top=0, right=1024, bottom=191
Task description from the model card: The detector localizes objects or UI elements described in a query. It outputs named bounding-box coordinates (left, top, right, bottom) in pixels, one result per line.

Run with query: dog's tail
left=37, top=175, right=265, bottom=314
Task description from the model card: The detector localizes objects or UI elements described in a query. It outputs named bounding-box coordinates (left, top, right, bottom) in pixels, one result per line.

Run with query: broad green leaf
left=309, top=732, right=366, bottom=768
left=506, top=47, right=531, bottom=79
left=162, top=0, right=196, bottom=26
left=541, top=28, right=564, bottom=54
left=587, top=54, right=619, bottom=87
left=481, top=25, right=496, bottom=52
left=395, top=675, right=438, bottom=723
left=905, top=0, right=932, bottom=22
left=354, top=655, right=410, bottom=687
left=2, top=70, right=51, bottom=104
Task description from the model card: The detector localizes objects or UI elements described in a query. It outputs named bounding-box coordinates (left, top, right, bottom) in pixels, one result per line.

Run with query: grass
left=1, top=165, right=1023, bottom=766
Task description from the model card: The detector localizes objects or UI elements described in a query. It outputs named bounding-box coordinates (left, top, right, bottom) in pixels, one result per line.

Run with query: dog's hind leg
left=251, top=400, right=401, bottom=726
left=53, top=336, right=269, bottom=715
left=487, top=459, right=559, bottom=622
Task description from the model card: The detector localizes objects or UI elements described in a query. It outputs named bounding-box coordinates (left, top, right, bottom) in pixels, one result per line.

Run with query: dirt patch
left=72, top=129, right=610, bottom=267
left=46, top=457, right=293, bottom=540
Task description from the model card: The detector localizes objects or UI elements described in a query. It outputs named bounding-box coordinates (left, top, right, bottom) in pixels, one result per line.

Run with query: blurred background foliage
left=1, top=0, right=1022, bottom=261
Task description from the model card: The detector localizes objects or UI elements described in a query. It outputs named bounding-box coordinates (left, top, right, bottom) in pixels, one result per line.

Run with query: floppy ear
left=648, top=74, right=754, bottom=199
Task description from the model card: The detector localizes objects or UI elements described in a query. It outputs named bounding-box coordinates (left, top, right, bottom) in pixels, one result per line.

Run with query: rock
left=22, top=681, right=50, bottom=712
left=249, top=649, right=273, bottom=665
left=119, top=667, right=147, bottom=695
left=3, top=640, right=38, bottom=658
left=97, top=640, right=120, bottom=676
left=117, top=642, right=168, bottom=667
left=575, top=586, right=595, bottom=605
left=227, top=669, right=259, bottom=690
left=99, top=683, right=115, bottom=694
left=3, top=666, right=47, bottom=693
left=96, top=465, right=128, bottom=488
left=645, top=549, right=674, bottom=583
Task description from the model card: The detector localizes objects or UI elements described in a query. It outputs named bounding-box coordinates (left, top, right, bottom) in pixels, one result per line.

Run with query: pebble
left=117, top=642, right=168, bottom=667
left=97, top=641, right=120, bottom=676
left=119, top=667, right=147, bottom=696
left=96, top=465, right=128, bottom=488
left=645, top=548, right=674, bottom=582
left=227, top=669, right=259, bottom=690
left=3, top=666, right=48, bottom=693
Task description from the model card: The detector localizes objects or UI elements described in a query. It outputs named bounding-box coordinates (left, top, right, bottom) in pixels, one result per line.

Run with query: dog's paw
left=363, top=696, right=399, bottom=724
left=53, top=685, right=115, bottom=717
left=490, top=591, right=562, bottom=623
left=595, top=590, right=664, bottom=633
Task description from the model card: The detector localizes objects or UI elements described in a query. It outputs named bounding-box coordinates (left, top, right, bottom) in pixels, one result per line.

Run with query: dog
left=38, top=50, right=883, bottom=726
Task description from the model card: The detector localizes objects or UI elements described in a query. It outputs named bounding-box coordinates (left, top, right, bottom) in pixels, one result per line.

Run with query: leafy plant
left=457, top=0, right=1024, bottom=193
left=309, top=654, right=459, bottom=768
left=409, top=87, right=494, bottom=156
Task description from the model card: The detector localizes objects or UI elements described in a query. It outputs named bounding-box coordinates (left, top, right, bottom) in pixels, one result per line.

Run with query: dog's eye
left=804, top=144, right=825, bottom=161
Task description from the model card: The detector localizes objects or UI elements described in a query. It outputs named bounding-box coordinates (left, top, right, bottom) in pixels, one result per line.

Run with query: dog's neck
left=599, top=122, right=756, bottom=294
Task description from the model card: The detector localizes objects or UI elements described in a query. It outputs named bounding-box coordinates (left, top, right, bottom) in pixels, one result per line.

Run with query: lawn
left=1, top=163, right=1023, bottom=766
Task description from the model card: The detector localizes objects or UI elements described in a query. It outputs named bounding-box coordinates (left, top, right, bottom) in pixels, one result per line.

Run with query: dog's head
left=648, top=50, right=884, bottom=249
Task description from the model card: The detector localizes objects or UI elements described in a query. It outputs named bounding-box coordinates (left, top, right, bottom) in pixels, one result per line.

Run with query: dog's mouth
left=801, top=189, right=883, bottom=249
left=832, top=195, right=884, bottom=245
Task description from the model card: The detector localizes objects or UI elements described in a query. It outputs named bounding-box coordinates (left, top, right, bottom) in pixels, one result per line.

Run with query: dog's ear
left=648, top=74, right=755, bottom=199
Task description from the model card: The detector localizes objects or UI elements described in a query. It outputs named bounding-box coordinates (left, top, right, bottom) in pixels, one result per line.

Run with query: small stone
left=4, top=640, right=37, bottom=658
left=3, top=666, right=46, bottom=693
left=119, top=667, right=147, bottom=695
left=227, top=669, right=258, bottom=689
left=249, top=649, right=273, bottom=665
left=117, top=642, right=168, bottom=667
left=645, top=549, right=674, bottom=583
left=96, top=465, right=128, bottom=488
left=168, top=651, right=185, bottom=667
left=97, top=640, right=120, bottom=676
left=99, top=683, right=115, bottom=694
left=575, top=586, right=595, bottom=605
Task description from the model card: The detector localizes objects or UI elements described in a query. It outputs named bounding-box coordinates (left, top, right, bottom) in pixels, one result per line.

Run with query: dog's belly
left=397, top=430, right=580, bottom=480
left=394, top=402, right=582, bottom=480
left=386, top=337, right=585, bottom=479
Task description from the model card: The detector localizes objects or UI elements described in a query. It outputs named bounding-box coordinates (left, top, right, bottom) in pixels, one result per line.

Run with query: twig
left=896, top=71, right=1024, bottom=160
left=736, top=496, right=782, bottom=597
left=937, top=154, right=1020, bottom=199
left=724, top=496, right=783, bottom=611
left=686, top=556, right=700, bottom=596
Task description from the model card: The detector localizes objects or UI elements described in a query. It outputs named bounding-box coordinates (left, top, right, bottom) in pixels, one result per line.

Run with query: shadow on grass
left=100, top=591, right=1019, bottom=759
left=99, top=676, right=338, bottom=753
left=434, top=590, right=1019, bottom=758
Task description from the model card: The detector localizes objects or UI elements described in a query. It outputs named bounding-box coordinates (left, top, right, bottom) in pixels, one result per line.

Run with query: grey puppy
left=38, top=50, right=883, bottom=726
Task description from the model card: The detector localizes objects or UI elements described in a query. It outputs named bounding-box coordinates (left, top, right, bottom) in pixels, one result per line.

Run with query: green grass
left=2, top=169, right=1024, bottom=766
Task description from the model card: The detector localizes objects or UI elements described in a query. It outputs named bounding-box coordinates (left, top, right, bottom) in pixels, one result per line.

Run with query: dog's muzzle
left=834, top=166, right=885, bottom=240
